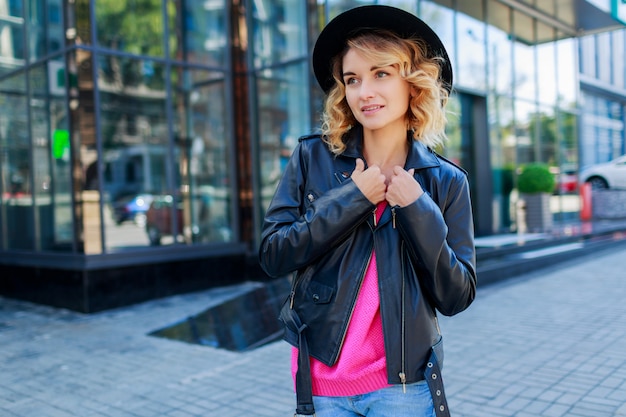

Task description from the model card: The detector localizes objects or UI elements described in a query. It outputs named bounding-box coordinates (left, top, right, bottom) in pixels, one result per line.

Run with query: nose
left=358, top=78, right=375, bottom=100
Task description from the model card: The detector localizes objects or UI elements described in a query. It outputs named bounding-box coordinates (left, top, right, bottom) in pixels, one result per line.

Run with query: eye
left=375, top=70, right=389, bottom=78
left=344, top=77, right=359, bottom=85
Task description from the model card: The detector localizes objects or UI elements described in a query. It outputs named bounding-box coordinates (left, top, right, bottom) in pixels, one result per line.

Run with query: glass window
left=578, top=35, right=596, bottom=78
left=170, top=0, right=227, bottom=66
left=536, top=41, right=556, bottom=106
left=556, top=37, right=577, bottom=107
left=535, top=104, right=557, bottom=165
left=456, top=11, right=487, bottom=91
left=441, top=94, right=462, bottom=165
left=98, top=55, right=169, bottom=251
left=596, top=32, right=611, bottom=83
left=488, top=92, right=515, bottom=231
left=171, top=67, right=234, bottom=244
left=95, top=0, right=165, bottom=57
left=419, top=1, right=455, bottom=76
left=612, top=30, right=625, bottom=89
left=486, top=26, right=512, bottom=96
left=0, top=72, right=32, bottom=250
left=257, top=61, right=311, bottom=211
left=512, top=39, right=536, bottom=102
left=26, top=0, right=65, bottom=60
left=28, top=59, right=73, bottom=252
left=251, top=0, right=307, bottom=69
left=514, top=99, right=537, bottom=165
left=0, top=8, right=26, bottom=75
left=580, top=92, right=597, bottom=168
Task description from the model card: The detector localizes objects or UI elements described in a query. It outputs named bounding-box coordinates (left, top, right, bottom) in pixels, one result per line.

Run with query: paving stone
left=1, top=246, right=626, bottom=416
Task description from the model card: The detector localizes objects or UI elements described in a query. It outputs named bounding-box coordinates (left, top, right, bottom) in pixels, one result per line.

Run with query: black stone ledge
left=476, top=230, right=626, bottom=286
left=0, top=243, right=272, bottom=313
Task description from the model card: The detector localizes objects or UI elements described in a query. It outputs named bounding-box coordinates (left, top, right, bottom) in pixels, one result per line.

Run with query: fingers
left=386, top=166, right=422, bottom=207
left=352, top=159, right=386, bottom=204
left=354, top=158, right=365, bottom=173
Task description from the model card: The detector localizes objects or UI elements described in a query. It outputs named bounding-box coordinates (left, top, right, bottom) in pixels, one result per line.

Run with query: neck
left=362, top=127, right=409, bottom=169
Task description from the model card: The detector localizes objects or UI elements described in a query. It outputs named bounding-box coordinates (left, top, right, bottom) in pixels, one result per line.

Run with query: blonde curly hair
left=321, top=30, right=450, bottom=155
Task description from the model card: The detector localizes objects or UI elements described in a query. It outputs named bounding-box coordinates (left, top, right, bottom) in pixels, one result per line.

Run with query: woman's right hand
left=351, top=158, right=387, bottom=204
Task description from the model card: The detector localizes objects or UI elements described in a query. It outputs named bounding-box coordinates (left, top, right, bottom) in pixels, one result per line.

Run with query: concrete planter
left=522, top=193, right=553, bottom=232
left=592, top=189, right=626, bottom=219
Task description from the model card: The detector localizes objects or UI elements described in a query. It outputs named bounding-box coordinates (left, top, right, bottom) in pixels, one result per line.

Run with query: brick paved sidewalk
left=1, top=245, right=625, bottom=417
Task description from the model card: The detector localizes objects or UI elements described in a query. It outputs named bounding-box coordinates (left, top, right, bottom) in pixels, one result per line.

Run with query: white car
left=579, top=155, right=626, bottom=189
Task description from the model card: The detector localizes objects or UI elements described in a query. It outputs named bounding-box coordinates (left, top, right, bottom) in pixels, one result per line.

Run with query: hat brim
left=312, top=5, right=453, bottom=94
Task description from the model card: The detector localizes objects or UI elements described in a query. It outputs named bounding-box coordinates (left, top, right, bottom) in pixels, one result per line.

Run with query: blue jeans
left=312, top=381, right=436, bottom=417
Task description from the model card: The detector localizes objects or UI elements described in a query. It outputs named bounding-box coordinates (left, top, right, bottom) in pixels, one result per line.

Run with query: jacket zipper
left=391, top=207, right=397, bottom=228
left=399, top=240, right=407, bottom=393
left=334, top=248, right=372, bottom=362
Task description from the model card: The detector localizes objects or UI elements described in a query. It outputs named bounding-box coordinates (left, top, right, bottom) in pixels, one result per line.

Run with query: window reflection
left=512, top=12, right=536, bottom=101
left=0, top=73, right=31, bottom=249
left=0, top=7, right=26, bottom=75
left=536, top=42, right=557, bottom=106
left=170, top=0, right=227, bottom=65
left=98, top=55, right=169, bottom=250
left=171, top=68, right=233, bottom=244
left=252, top=0, right=307, bottom=67
left=419, top=1, right=454, bottom=68
left=29, top=63, right=73, bottom=251
left=257, top=62, right=310, bottom=211
left=27, top=0, right=65, bottom=60
left=456, top=12, right=486, bottom=91
left=95, top=0, right=164, bottom=56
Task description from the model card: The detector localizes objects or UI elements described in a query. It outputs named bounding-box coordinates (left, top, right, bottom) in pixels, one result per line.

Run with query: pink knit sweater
left=292, top=202, right=391, bottom=396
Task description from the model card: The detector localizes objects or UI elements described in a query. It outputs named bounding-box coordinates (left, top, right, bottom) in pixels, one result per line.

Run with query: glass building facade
left=579, top=27, right=626, bottom=168
left=0, top=0, right=624, bottom=311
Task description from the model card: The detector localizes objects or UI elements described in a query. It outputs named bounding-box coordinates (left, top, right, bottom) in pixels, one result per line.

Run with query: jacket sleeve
left=394, top=170, right=477, bottom=316
left=258, top=141, right=374, bottom=278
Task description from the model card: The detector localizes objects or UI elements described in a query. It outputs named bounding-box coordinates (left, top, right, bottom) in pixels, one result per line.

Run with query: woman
left=259, top=5, right=476, bottom=417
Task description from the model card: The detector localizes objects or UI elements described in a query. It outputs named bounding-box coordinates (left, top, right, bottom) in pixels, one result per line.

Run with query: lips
left=361, top=105, right=383, bottom=112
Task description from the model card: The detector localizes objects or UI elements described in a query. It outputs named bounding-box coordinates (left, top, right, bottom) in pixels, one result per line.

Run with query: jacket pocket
left=306, top=281, right=334, bottom=304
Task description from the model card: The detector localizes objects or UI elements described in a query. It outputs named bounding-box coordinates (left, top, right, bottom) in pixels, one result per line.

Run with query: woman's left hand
left=386, top=166, right=423, bottom=207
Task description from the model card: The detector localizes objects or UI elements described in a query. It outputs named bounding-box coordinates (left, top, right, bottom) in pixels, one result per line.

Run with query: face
left=341, top=48, right=411, bottom=135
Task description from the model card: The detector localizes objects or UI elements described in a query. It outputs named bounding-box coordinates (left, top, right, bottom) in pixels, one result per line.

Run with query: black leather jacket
left=259, top=128, right=476, bottom=386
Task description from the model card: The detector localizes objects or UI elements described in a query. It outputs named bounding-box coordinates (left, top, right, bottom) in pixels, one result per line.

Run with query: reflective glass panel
left=171, top=67, right=234, bottom=244
left=419, top=1, right=455, bottom=75
left=612, top=30, right=625, bottom=89
left=252, top=0, right=307, bottom=68
left=0, top=72, right=32, bottom=249
left=597, top=32, right=611, bottom=84
left=456, top=11, right=487, bottom=91
left=28, top=60, right=73, bottom=251
left=486, top=26, right=512, bottom=96
left=257, top=61, right=311, bottom=211
left=512, top=13, right=536, bottom=102
left=536, top=42, right=557, bottom=106
left=488, top=92, right=515, bottom=231
left=98, top=55, right=169, bottom=251
left=170, top=0, right=227, bottom=66
left=27, top=0, right=65, bottom=60
left=556, top=37, right=576, bottom=107
left=514, top=99, right=537, bottom=165
left=95, top=0, right=165, bottom=56
left=0, top=6, right=26, bottom=75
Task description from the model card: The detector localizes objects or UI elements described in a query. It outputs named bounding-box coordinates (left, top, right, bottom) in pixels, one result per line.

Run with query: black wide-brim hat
left=312, top=5, right=453, bottom=94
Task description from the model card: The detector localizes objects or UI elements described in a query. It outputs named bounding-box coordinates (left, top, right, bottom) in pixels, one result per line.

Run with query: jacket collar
left=341, top=125, right=441, bottom=171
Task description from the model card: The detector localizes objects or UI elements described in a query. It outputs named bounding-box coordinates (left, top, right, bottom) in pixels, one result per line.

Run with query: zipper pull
left=392, top=208, right=396, bottom=229
left=399, top=372, right=406, bottom=393
left=373, top=208, right=377, bottom=227
left=289, top=290, right=295, bottom=309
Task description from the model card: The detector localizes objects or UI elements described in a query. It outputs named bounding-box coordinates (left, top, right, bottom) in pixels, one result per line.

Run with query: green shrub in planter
left=517, top=163, right=555, bottom=194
